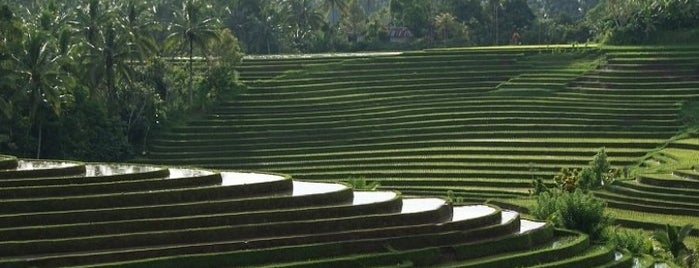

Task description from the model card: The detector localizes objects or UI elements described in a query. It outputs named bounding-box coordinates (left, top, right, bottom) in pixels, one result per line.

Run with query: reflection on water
left=167, top=168, right=215, bottom=179
left=292, top=181, right=346, bottom=196
left=451, top=205, right=497, bottom=222
left=352, top=191, right=397, bottom=205
left=519, top=219, right=546, bottom=234
left=220, top=172, right=285, bottom=186
left=401, top=198, right=445, bottom=214
left=16, top=160, right=77, bottom=170
left=501, top=210, right=519, bottom=224
left=84, top=164, right=161, bottom=177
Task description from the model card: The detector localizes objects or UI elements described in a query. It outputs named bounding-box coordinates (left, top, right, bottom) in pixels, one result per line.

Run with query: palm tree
left=434, top=12, right=458, bottom=42
left=283, top=0, right=325, bottom=51
left=321, top=0, right=349, bottom=25
left=12, top=30, right=65, bottom=158
left=73, top=0, right=137, bottom=105
left=72, top=0, right=114, bottom=97
left=120, top=0, right=158, bottom=61
left=653, top=224, right=694, bottom=258
left=165, top=0, right=220, bottom=106
left=0, top=4, right=23, bottom=120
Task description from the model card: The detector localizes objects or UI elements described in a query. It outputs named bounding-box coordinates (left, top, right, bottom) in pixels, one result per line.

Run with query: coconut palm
left=120, top=0, right=158, bottom=61
left=165, top=0, right=220, bottom=106
left=12, top=30, right=66, bottom=158
left=74, top=0, right=139, bottom=104
left=283, top=0, right=325, bottom=51
left=72, top=0, right=117, bottom=97
left=321, top=0, right=349, bottom=25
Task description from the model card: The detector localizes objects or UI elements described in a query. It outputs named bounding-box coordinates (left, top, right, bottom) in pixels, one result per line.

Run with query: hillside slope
left=144, top=46, right=699, bottom=202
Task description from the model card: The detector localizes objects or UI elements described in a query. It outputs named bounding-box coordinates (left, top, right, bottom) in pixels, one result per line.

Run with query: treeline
left=0, top=0, right=242, bottom=161
left=221, top=0, right=699, bottom=52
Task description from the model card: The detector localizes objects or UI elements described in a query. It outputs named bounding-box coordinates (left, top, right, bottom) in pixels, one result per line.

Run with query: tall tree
left=434, top=12, right=461, bottom=42
left=390, top=0, right=431, bottom=37
left=321, top=0, right=349, bottom=25
left=283, top=0, right=325, bottom=51
left=227, top=0, right=284, bottom=54
left=486, top=0, right=534, bottom=45
left=0, top=4, right=23, bottom=125
left=121, top=0, right=158, bottom=61
left=501, top=0, right=535, bottom=30
left=165, top=0, right=220, bottom=106
left=343, top=0, right=367, bottom=43
left=72, top=0, right=116, bottom=98
left=12, top=30, right=66, bottom=158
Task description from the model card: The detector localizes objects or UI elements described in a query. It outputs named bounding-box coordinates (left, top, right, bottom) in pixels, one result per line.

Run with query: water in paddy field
left=519, top=219, right=546, bottom=234
left=167, top=168, right=215, bottom=179
left=291, top=181, right=347, bottom=196
left=400, top=198, right=445, bottom=213
left=220, top=171, right=285, bottom=186
left=83, top=164, right=161, bottom=177
left=451, top=205, right=497, bottom=221
left=501, top=210, right=519, bottom=225
left=14, top=160, right=76, bottom=170
left=352, top=191, right=398, bottom=205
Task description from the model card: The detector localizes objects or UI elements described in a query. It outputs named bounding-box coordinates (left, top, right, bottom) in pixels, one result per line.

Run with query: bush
left=346, top=177, right=380, bottom=190
left=605, top=227, right=652, bottom=256
left=531, top=189, right=612, bottom=241
left=554, top=167, right=579, bottom=192
left=551, top=148, right=615, bottom=192
left=531, top=191, right=559, bottom=222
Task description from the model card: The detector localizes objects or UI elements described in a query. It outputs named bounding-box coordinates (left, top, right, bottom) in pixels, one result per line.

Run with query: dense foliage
left=531, top=189, right=612, bottom=240
left=531, top=148, right=615, bottom=240
left=586, top=0, right=699, bottom=44
left=0, top=0, right=242, bottom=160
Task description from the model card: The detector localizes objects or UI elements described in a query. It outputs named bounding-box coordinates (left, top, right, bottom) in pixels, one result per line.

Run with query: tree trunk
left=35, top=120, right=42, bottom=159
left=188, top=39, right=194, bottom=107
left=106, top=50, right=114, bottom=104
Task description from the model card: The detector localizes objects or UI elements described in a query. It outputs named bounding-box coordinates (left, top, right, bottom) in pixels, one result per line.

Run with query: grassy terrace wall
left=145, top=45, right=698, bottom=203
left=1, top=154, right=632, bottom=267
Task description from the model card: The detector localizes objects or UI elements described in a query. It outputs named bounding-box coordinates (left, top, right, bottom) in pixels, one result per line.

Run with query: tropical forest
left=1, top=0, right=699, bottom=267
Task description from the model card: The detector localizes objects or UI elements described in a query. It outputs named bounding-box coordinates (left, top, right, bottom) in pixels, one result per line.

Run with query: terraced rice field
left=147, top=45, right=699, bottom=236
left=146, top=46, right=697, bottom=203
left=0, top=154, right=634, bottom=267
left=4, top=45, right=698, bottom=266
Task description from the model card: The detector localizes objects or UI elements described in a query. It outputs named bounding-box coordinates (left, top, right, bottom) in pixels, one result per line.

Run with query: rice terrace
left=2, top=0, right=699, bottom=267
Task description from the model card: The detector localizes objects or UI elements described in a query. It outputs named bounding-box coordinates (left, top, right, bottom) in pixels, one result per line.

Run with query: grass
left=638, top=142, right=699, bottom=173
left=607, top=208, right=699, bottom=229
left=142, top=45, right=699, bottom=265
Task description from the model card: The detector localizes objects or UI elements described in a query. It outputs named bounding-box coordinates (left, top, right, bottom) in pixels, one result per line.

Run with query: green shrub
left=445, top=190, right=465, bottom=204
left=552, top=148, right=616, bottom=192
left=604, top=227, right=652, bottom=256
left=531, top=191, right=560, bottom=222
left=553, top=167, right=579, bottom=192
left=346, top=177, right=380, bottom=191
left=653, top=224, right=695, bottom=264
left=530, top=189, right=612, bottom=241
left=529, top=177, right=550, bottom=196
left=589, top=148, right=611, bottom=187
